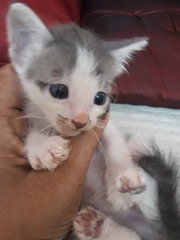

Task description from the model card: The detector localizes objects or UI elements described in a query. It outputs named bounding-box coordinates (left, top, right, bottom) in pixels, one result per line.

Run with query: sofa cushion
left=0, top=0, right=82, bottom=67
left=81, top=0, right=180, bottom=108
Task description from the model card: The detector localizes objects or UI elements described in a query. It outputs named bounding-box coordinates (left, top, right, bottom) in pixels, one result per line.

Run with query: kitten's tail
left=138, top=148, right=180, bottom=240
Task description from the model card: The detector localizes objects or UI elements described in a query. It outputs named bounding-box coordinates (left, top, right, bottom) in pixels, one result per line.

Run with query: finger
left=0, top=64, right=23, bottom=114
left=64, top=114, right=109, bottom=182
left=0, top=116, right=25, bottom=157
left=0, top=64, right=27, bottom=156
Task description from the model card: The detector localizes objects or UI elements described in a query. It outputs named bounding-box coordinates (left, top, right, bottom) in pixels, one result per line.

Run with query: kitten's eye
left=94, top=92, right=107, bottom=105
left=49, top=84, right=68, bottom=99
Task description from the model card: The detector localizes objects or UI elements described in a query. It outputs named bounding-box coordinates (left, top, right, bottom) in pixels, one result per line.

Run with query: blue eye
left=94, top=92, right=107, bottom=105
left=49, top=84, right=68, bottom=99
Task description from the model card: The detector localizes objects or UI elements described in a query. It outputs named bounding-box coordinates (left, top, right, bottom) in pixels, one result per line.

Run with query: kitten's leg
left=73, top=207, right=141, bottom=240
left=102, top=121, right=146, bottom=208
left=25, top=129, right=70, bottom=170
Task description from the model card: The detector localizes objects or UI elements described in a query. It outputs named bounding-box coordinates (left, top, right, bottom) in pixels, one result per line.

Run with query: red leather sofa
left=1, top=0, right=180, bottom=108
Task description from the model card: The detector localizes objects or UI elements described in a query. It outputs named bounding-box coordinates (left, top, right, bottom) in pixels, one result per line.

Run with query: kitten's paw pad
left=27, top=136, right=70, bottom=171
left=117, top=168, right=146, bottom=194
left=74, top=207, right=104, bottom=239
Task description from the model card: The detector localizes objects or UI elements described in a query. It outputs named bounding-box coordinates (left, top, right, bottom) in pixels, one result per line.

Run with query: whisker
left=96, top=120, right=107, bottom=129
left=92, top=129, right=105, bottom=151
left=92, top=128, right=100, bottom=142
left=17, top=114, right=47, bottom=120
left=110, top=82, right=118, bottom=103
left=95, top=124, right=106, bottom=129
left=39, top=124, right=53, bottom=133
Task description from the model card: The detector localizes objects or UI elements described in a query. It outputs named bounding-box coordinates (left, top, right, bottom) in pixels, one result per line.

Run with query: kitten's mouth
left=56, top=125, right=88, bottom=137
left=55, top=115, right=91, bottom=137
left=55, top=112, right=107, bottom=137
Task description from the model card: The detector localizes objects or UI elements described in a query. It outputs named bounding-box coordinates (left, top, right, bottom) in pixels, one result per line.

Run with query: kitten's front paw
left=74, top=207, right=104, bottom=240
left=26, top=135, right=70, bottom=171
left=116, top=167, right=146, bottom=194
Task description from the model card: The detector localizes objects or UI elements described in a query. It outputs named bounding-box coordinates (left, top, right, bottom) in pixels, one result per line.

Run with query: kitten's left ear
left=105, top=37, right=148, bottom=76
left=6, top=3, right=53, bottom=71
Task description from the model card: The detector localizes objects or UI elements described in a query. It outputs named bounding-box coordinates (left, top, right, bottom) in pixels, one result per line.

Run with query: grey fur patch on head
left=26, top=23, right=115, bottom=89
left=49, top=23, right=114, bottom=74
left=7, top=3, right=148, bottom=92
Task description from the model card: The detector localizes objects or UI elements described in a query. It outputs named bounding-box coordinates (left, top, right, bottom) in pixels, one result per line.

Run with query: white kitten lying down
left=7, top=3, right=180, bottom=240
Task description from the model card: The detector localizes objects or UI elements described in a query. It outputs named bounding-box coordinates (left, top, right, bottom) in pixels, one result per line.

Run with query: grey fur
left=26, top=23, right=147, bottom=92
left=26, top=23, right=116, bottom=90
left=7, top=3, right=148, bottom=95
left=138, top=148, right=180, bottom=240
left=49, top=23, right=114, bottom=77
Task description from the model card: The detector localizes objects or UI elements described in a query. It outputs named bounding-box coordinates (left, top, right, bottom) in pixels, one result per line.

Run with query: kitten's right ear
left=6, top=3, right=52, bottom=71
left=104, top=38, right=148, bottom=77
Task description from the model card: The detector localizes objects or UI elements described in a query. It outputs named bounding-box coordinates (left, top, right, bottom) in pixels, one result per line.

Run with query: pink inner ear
left=73, top=112, right=89, bottom=123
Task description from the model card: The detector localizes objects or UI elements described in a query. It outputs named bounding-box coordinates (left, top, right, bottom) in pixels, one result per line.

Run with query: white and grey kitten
left=6, top=3, right=147, bottom=171
left=7, top=3, right=175, bottom=240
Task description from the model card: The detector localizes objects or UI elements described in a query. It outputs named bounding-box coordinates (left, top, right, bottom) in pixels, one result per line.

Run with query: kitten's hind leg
left=25, top=129, right=70, bottom=170
left=74, top=207, right=104, bottom=240
left=73, top=207, right=141, bottom=240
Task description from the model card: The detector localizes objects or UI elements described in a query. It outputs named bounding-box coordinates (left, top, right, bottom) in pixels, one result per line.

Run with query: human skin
left=0, top=64, right=108, bottom=240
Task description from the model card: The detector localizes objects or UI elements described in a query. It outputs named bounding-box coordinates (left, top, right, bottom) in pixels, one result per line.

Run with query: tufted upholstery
left=0, top=0, right=82, bottom=67
left=81, top=0, right=180, bottom=108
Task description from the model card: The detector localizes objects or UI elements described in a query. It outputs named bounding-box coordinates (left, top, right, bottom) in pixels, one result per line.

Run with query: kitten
left=6, top=2, right=147, bottom=177
left=6, top=3, right=161, bottom=239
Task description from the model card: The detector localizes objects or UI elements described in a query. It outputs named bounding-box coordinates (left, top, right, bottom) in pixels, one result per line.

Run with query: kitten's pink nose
left=72, top=112, right=89, bottom=129
left=72, top=121, right=87, bottom=129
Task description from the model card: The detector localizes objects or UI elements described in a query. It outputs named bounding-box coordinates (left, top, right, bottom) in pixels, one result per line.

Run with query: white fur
left=101, top=122, right=146, bottom=209
left=25, top=129, right=70, bottom=170
left=101, top=122, right=137, bottom=210
left=68, top=46, right=108, bottom=125
left=97, top=216, right=141, bottom=240
left=83, top=119, right=159, bottom=213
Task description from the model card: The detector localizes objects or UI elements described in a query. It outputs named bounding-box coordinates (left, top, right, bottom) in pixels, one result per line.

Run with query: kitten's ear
left=6, top=3, right=52, bottom=70
left=105, top=38, right=148, bottom=76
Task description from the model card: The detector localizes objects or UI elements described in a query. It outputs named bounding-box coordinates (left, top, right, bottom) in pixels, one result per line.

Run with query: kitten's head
left=7, top=3, right=148, bottom=136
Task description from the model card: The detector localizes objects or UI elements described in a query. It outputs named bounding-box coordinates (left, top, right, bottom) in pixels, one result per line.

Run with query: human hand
left=0, top=64, right=108, bottom=240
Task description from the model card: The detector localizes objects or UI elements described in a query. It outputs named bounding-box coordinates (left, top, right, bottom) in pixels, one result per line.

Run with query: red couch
left=1, top=0, right=180, bottom=108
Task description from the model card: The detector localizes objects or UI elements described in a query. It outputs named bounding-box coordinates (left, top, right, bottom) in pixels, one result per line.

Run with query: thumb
left=64, top=115, right=109, bottom=182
